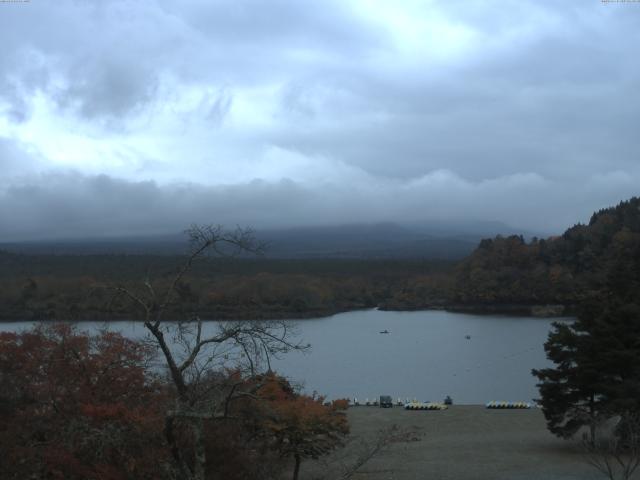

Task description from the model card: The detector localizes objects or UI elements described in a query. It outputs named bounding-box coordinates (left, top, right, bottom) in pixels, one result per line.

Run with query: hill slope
left=453, top=197, right=640, bottom=311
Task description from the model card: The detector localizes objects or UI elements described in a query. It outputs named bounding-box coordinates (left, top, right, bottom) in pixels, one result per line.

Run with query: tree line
left=0, top=252, right=455, bottom=321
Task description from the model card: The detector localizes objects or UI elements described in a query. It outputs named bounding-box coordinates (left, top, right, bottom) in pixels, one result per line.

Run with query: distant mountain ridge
left=0, top=220, right=536, bottom=260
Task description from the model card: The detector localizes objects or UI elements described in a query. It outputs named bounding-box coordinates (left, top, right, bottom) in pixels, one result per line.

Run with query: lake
left=0, top=309, right=566, bottom=405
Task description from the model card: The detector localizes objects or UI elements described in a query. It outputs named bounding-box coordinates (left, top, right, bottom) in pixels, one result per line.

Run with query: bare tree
left=111, top=225, right=308, bottom=480
left=583, top=414, right=640, bottom=480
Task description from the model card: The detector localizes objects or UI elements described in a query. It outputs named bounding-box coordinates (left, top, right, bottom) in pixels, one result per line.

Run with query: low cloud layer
left=1, top=167, right=638, bottom=241
left=1, top=1, right=639, bottom=241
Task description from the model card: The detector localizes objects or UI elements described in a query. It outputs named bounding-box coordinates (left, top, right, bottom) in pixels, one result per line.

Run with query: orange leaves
left=331, top=398, right=350, bottom=411
left=256, top=372, right=297, bottom=402
left=251, top=373, right=349, bottom=461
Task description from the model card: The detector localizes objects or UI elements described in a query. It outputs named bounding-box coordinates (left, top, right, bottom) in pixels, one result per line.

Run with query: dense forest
left=0, top=254, right=454, bottom=321
left=453, top=197, right=640, bottom=314
left=1, top=197, right=639, bottom=321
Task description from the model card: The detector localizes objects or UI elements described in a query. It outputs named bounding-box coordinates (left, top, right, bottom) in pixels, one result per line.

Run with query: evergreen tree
left=533, top=297, right=640, bottom=443
left=533, top=315, right=605, bottom=442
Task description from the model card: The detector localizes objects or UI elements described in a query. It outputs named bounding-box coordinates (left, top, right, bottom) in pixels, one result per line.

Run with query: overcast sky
left=0, top=0, right=639, bottom=241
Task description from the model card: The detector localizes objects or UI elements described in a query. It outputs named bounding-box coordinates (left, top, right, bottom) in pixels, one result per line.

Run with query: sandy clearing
left=301, top=406, right=604, bottom=480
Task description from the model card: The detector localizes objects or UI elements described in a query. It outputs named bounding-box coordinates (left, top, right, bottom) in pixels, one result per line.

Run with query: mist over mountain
left=257, top=221, right=539, bottom=259
left=0, top=220, right=538, bottom=260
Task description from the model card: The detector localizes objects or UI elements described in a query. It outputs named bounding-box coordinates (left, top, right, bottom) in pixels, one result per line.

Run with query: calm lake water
left=0, top=309, right=566, bottom=405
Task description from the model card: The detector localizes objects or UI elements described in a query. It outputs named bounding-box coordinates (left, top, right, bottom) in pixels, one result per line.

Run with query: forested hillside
left=1, top=198, right=638, bottom=321
left=453, top=197, right=640, bottom=312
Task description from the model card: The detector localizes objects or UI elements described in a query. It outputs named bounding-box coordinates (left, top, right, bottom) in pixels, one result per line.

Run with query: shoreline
left=0, top=303, right=574, bottom=323
left=378, top=302, right=573, bottom=318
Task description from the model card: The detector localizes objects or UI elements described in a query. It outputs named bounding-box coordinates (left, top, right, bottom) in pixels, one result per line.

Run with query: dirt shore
left=302, top=406, right=602, bottom=480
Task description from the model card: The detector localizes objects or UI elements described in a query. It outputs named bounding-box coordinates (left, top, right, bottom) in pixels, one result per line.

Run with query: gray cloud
left=0, top=138, right=43, bottom=178
left=0, top=169, right=638, bottom=242
left=53, top=57, right=160, bottom=121
left=0, top=0, right=381, bottom=121
left=0, top=0, right=639, bottom=239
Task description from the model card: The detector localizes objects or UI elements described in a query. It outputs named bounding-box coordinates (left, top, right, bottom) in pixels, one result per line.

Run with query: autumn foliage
left=0, top=326, right=349, bottom=479
left=0, top=324, right=168, bottom=479
left=249, top=373, right=350, bottom=480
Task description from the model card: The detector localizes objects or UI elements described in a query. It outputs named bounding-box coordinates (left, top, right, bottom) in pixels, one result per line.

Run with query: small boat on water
left=380, top=329, right=389, bottom=334
left=465, top=335, right=471, bottom=339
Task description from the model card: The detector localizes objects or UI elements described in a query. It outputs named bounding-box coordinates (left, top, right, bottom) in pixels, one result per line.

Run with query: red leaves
left=0, top=324, right=167, bottom=480
left=0, top=326, right=351, bottom=479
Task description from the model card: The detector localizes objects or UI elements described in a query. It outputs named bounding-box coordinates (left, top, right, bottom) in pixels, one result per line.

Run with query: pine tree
left=533, top=297, right=640, bottom=443
left=533, top=315, right=604, bottom=443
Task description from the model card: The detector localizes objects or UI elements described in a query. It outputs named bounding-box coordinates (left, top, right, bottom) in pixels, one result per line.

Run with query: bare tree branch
left=583, top=414, right=640, bottom=480
left=107, top=224, right=306, bottom=480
